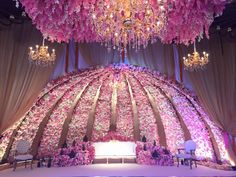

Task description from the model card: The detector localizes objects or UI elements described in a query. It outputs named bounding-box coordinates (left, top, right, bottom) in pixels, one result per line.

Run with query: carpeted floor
left=0, top=163, right=236, bottom=177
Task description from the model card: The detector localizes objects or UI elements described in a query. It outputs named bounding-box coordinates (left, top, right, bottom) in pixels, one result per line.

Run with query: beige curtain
left=0, top=22, right=63, bottom=134
left=127, top=41, right=176, bottom=78
left=178, top=31, right=236, bottom=162
left=78, top=40, right=175, bottom=78
left=178, top=33, right=236, bottom=136
left=79, top=42, right=120, bottom=67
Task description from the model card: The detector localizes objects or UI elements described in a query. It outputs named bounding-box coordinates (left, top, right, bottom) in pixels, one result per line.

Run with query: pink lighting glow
left=0, top=64, right=231, bottom=166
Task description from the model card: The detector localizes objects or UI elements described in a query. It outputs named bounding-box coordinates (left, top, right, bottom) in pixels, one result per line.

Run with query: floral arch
left=0, top=64, right=230, bottom=164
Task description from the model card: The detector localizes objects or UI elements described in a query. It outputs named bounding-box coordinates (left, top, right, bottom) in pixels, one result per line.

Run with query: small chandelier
left=91, top=0, right=167, bottom=51
left=183, top=41, right=209, bottom=71
left=28, top=38, right=56, bottom=67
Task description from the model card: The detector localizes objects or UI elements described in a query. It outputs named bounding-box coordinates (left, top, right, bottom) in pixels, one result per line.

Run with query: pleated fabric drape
left=178, top=33, right=236, bottom=136
left=177, top=31, right=236, bottom=162
left=0, top=22, right=63, bottom=134
left=127, top=41, right=176, bottom=79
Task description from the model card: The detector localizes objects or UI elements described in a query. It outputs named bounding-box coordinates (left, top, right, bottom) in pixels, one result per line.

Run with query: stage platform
left=93, top=157, right=136, bottom=164
left=0, top=163, right=235, bottom=177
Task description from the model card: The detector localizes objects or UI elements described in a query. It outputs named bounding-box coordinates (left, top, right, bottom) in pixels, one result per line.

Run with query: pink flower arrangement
left=160, top=0, right=229, bottom=44
left=19, top=0, right=229, bottom=44
left=0, top=127, right=16, bottom=162
left=38, top=69, right=104, bottom=156
left=136, top=141, right=174, bottom=166
left=134, top=72, right=185, bottom=153
left=52, top=141, right=95, bottom=167
left=9, top=79, right=72, bottom=157
left=189, top=99, right=229, bottom=162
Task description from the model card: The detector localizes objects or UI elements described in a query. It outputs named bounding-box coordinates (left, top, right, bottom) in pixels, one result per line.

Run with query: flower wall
left=156, top=83, right=214, bottom=159
left=116, top=74, right=134, bottom=140
left=135, top=73, right=185, bottom=153
left=67, top=73, right=104, bottom=144
left=92, top=73, right=113, bottom=141
left=0, top=64, right=230, bottom=165
left=127, top=75, right=159, bottom=143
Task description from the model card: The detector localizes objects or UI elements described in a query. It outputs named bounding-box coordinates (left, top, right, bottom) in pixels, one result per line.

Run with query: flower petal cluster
left=19, top=0, right=229, bottom=44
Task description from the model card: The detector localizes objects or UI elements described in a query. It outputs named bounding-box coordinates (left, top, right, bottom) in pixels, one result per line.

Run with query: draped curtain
left=127, top=42, right=176, bottom=78
left=177, top=31, right=236, bottom=161
left=51, top=40, right=175, bottom=79
left=178, top=32, right=236, bottom=136
left=0, top=22, right=63, bottom=134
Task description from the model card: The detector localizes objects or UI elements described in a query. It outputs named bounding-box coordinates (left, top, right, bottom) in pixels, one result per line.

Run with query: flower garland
left=18, top=0, right=229, bottom=44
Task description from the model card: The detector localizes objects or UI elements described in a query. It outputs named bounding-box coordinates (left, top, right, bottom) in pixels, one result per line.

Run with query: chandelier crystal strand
left=91, top=0, right=167, bottom=51
left=183, top=41, right=209, bottom=71
left=28, top=38, right=56, bottom=67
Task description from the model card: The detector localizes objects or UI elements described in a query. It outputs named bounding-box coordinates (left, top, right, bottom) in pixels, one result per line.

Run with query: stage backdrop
left=0, top=22, right=235, bottom=163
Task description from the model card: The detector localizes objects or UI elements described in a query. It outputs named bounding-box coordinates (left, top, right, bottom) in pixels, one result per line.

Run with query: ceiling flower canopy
left=91, top=0, right=167, bottom=50
left=19, top=0, right=229, bottom=46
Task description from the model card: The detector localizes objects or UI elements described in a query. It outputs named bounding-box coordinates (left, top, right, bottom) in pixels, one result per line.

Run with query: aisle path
left=0, top=163, right=236, bottom=177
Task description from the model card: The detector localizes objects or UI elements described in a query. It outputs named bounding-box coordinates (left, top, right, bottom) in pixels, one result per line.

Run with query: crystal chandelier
left=28, top=38, right=56, bottom=67
left=183, top=42, right=209, bottom=71
left=91, top=0, right=167, bottom=51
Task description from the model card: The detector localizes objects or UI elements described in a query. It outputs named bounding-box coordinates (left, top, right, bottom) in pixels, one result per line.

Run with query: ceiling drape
left=0, top=22, right=63, bottom=134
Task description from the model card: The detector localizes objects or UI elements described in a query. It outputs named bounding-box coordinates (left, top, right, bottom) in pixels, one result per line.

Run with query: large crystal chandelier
left=91, top=0, right=167, bottom=51
left=183, top=42, right=209, bottom=71
left=28, top=38, right=56, bottom=67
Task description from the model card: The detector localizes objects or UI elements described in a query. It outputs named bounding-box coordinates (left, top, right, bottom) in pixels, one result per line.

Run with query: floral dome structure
left=0, top=64, right=230, bottom=163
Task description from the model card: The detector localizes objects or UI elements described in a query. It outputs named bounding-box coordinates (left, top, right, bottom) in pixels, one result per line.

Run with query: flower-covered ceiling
left=0, top=64, right=230, bottom=164
left=18, top=0, right=229, bottom=48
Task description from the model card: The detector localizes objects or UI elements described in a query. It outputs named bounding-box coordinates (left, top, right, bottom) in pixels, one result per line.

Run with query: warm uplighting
left=225, top=151, right=236, bottom=166
left=91, top=0, right=167, bottom=51
left=183, top=42, right=209, bottom=71
left=28, top=38, right=56, bottom=67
